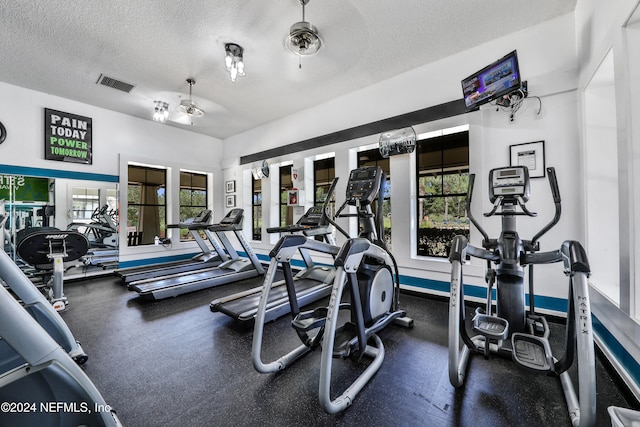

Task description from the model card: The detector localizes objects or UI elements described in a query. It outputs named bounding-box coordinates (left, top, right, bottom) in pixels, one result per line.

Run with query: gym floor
left=60, top=273, right=638, bottom=427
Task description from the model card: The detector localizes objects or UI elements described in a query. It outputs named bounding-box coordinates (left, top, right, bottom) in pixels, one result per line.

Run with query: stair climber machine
left=210, top=179, right=339, bottom=324
left=448, top=166, right=596, bottom=427
left=16, top=227, right=89, bottom=313
left=128, top=208, right=264, bottom=300
left=252, top=166, right=413, bottom=414
left=0, top=252, right=121, bottom=426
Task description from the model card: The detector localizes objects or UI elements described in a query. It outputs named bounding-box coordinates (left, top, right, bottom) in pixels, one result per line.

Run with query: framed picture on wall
left=225, top=195, right=236, bottom=208
left=509, top=140, right=545, bottom=178
left=225, top=180, right=236, bottom=193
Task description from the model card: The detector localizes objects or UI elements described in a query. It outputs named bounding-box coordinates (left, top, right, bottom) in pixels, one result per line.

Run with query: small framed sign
left=509, top=140, right=545, bottom=178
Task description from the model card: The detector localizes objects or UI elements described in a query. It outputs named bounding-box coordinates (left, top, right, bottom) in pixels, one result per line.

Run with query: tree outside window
left=357, top=148, right=391, bottom=247
left=179, top=171, right=208, bottom=241
left=127, top=165, right=166, bottom=245
left=416, top=131, right=469, bottom=257
left=252, top=176, right=262, bottom=241
left=313, top=157, right=335, bottom=218
left=279, top=165, right=293, bottom=227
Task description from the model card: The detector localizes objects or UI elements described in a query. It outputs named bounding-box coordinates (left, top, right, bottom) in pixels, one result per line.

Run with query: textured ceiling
left=0, top=0, right=576, bottom=140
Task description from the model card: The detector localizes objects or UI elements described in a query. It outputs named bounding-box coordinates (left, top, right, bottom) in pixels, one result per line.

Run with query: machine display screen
left=489, top=166, right=529, bottom=202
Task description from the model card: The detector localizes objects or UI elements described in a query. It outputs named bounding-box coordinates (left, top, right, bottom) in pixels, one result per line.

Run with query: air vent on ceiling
left=96, top=74, right=135, bottom=93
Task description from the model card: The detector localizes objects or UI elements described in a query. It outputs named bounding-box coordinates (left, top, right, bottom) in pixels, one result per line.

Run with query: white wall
left=222, top=13, right=580, bottom=306
left=575, top=0, right=640, bottom=400
left=0, top=80, right=224, bottom=264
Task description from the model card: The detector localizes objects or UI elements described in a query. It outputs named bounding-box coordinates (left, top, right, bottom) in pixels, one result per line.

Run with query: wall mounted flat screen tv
left=461, top=50, right=521, bottom=111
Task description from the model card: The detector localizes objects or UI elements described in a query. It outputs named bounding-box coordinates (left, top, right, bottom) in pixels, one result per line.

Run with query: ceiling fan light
left=178, top=100, right=205, bottom=118
left=286, top=21, right=322, bottom=56
left=178, top=78, right=205, bottom=117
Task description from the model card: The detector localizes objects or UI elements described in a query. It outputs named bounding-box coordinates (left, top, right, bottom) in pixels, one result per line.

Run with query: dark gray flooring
left=59, top=274, right=638, bottom=426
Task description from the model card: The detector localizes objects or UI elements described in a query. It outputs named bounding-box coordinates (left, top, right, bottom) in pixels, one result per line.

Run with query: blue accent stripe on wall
left=399, top=275, right=568, bottom=314
left=593, top=314, right=640, bottom=389
left=118, top=253, right=199, bottom=269
left=0, top=164, right=118, bottom=183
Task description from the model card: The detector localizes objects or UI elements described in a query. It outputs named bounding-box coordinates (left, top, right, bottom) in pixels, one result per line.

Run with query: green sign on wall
left=0, top=175, right=49, bottom=202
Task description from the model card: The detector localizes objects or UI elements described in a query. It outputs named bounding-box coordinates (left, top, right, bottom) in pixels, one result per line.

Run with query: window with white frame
left=415, top=128, right=469, bottom=258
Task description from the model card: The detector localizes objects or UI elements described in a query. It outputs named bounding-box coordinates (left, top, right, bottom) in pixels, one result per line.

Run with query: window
left=179, top=171, right=208, bottom=241
left=71, top=187, right=100, bottom=221
left=584, top=50, right=620, bottom=305
left=314, top=157, right=335, bottom=216
left=416, top=130, right=469, bottom=257
left=127, top=164, right=166, bottom=245
left=252, top=176, right=262, bottom=241
left=279, top=165, right=293, bottom=227
left=357, top=148, right=391, bottom=246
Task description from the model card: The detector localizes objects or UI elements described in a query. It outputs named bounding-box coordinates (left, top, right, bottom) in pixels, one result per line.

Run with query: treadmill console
left=186, top=209, right=212, bottom=224
left=297, top=206, right=325, bottom=227
left=346, top=166, right=382, bottom=206
left=220, top=208, right=244, bottom=225
left=488, top=166, right=530, bottom=203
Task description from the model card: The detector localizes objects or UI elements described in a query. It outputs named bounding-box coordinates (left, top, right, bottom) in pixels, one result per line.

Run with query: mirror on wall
left=0, top=173, right=119, bottom=278
left=0, top=174, right=53, bottom=255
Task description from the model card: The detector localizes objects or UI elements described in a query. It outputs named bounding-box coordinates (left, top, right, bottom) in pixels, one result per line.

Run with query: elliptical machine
left=252, top=166, right=412, bottom=414
left=67, top=204, right=118, bottom=248
left=448, top=166, right=596, bottom=427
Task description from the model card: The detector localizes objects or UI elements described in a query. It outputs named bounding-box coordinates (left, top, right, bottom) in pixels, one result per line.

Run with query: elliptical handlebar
left=465, top=173, right=491, bottom=246
left=531, top=167, right=562, bottom=247
left=467, top=167, right=561, bottom=250
left=322, top=178, right=351, bottom=240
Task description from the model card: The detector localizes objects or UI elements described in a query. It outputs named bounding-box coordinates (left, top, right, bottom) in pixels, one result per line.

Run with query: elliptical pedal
left=291, top=307, right=329, bottom=332
left=511, top=333, right=554, bottom=373
left=472, top=313, right=509, bottom=340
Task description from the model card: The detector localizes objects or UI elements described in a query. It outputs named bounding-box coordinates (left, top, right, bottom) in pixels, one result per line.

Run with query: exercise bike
left=448, top=166, right=596, bottom=427
left=252, top=166, right=413, bottom=414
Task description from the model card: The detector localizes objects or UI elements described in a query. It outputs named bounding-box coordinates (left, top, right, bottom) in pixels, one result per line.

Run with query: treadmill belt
left=132, top=268, right=233, bottom=294
left=213, top=278, right=330, bottom=322
left=123, top=262, right=213, bottom=284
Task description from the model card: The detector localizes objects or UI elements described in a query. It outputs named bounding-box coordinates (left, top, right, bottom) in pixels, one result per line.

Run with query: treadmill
left=128, top=208, right=264, bottom=300
left=210, top=180, right=339, bottom=324
left=117, top=209, right=226, bottom=284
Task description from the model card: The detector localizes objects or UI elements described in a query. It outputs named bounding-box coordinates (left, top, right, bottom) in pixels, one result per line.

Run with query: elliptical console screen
left=489, top=166, right=530, bottom=202
left=346, top=166, right=382, bottom=206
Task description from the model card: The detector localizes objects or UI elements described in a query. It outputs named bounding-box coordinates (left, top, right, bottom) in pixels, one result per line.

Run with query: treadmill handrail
left=269, top=234, right=340, bottom=260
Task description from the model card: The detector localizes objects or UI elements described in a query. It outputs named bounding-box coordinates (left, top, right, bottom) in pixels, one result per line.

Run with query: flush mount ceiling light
left=285, top=0, right=322, bottom=67
left=152, top=100, right=169, bottom=123
left=225, top=43, right=246, bottom=82
left=177, top=78, right=205, bottom=118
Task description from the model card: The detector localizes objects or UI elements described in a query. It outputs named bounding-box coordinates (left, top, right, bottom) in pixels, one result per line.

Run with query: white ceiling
left=0, top=0, right=576, bottom=140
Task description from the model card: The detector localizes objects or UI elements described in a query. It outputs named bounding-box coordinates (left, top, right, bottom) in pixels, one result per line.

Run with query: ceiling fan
left=285, top=0, right=322, bottom=67
left=176, top=78, right=205, bottom=123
